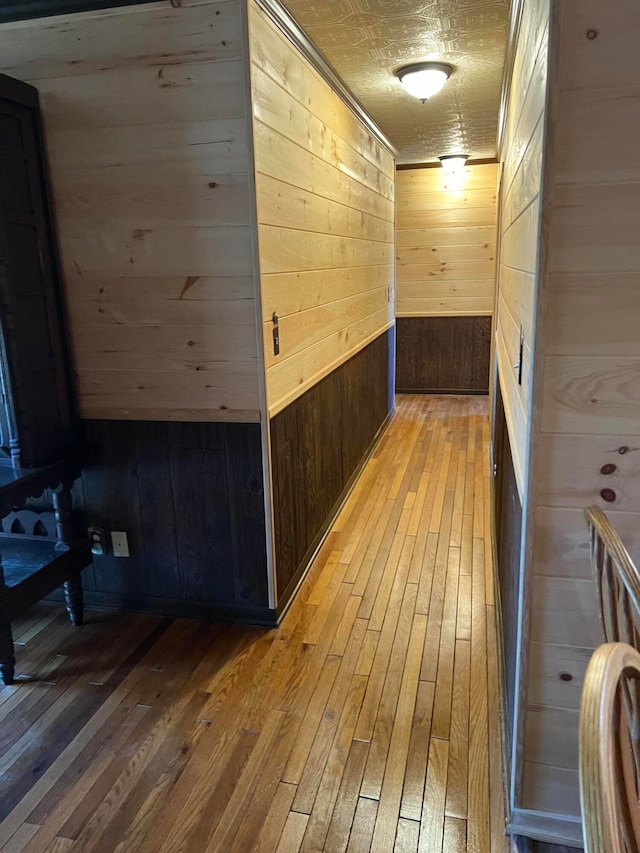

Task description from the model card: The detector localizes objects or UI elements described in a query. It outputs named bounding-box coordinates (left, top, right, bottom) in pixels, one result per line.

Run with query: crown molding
left=252, top=0, right=397, bottom=158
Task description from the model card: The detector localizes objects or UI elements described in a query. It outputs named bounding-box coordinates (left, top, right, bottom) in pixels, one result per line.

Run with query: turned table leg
left=53, top=481, right=84, bottom=628
left=0, top=621, right=14, bottom=685
left=63, top=574, right=83, bottom=627
left=0, top=551, right=13, bottom=684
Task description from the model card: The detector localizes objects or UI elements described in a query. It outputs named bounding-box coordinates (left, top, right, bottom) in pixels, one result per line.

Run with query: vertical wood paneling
left=79, top=420, right=269, bottom=613
left=248, top=1, right=395, bottom=417
left=270, top=332, right=391, bottom=608
left=395, top=164, right=498, bottom=318
left=395, top=316, right=491, bottom=394
left=0, top=0, right=261, bottom=421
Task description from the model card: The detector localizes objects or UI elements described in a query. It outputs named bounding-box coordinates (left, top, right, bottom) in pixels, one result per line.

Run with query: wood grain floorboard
left=0, top=396, right=507, bottom=852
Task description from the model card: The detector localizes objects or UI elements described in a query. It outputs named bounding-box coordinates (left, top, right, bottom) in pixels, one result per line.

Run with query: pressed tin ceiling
left=280, top=0, right=510, bottom=164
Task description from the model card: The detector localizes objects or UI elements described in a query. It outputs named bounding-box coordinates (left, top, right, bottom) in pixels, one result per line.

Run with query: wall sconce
left=439, top=154, right=469, bottom=173
left=396, top=62, right=453, bottom=102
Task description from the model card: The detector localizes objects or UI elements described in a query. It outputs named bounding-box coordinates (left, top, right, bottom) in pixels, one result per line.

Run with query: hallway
left=0, top=396, right=507, bottom=853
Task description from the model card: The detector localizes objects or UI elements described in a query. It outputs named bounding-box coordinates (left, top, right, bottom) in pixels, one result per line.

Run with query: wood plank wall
left=0, top=0, right=261, bottom=422
left=519, top=0, right=640, bottom=826
left=396, top=163, right=498, bottom=317
left=43, top=420, right=271, bottom=620
left=395, top=316, right=492, bottom=394
left=493, top=380, right=522, bottom=763
left=247, top=0, right=395, bottom=417
left=270, top=332, right=392, bottom=610
left=495, top=0, right=550, bottom=496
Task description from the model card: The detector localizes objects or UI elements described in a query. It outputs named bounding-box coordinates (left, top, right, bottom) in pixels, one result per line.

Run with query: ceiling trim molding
left=253, top=0, right=397, bottom=158
left=0, top=0, right=161, bottom=24
left=396, top=157, right=499, bottom=171
left=496, top=0, right=525, bottom=157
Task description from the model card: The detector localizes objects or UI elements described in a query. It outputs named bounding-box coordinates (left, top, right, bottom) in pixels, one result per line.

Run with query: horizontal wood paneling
left=74, top=365, right=261, bottom=423
left=249, top=8, right=394, bottom=181
left=0, top=0, right=261, bottom=421
left=249, top=1, right=394, bottom=416
left=79, top=419, right=268, bottom=611
left=270, top=331, right=391, bottom=608
left=0, top=2, right=243, bottom=75
left=396, top=187, right=496, bottom=212
left=535, top=434, right=640, bottom=511
left=395, top=317, right=491, bottom=394
left=396, top=207, right=497, bottom=230
left=494, top=0, right=559, bottom=835
left=395, top=164, right=498, bottom=319
left=533, top=505, right=640, bottom=581
left=544, top=273, right=640, bottom=357
left=261, top=266, right=390, bottom=320
left=523, top=705, right=579, bottom=771
left=540, top=356, right=640, bottom=435
left=396, top=165, right=500, bottom=192
left=267, top=309, right=392, bottom=417
left=521, top=2, right=640, bottom=827
left=527, top=641, right=591, bottom=711
left=397, top=260, right=495, bottom=283
left=521, top=763, right=581, bottom=817
left=530, top=576, right=601, bottom=648
left=396, top=225, right=496, bottom=249
left=495, top=0, right=549, bottom=498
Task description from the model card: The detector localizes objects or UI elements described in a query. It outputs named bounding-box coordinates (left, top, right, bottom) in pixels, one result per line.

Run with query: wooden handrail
left=580, top=642, right=640, bottom=853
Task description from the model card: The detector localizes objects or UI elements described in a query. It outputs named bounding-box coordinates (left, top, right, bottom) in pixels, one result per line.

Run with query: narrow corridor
left=0, top=396, right=507, bottom=852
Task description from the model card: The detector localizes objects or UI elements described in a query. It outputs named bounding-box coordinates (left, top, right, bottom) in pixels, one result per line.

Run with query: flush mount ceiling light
left=439, top=154, right=469, bottom=173
left=396, top=62, right=453, bottom=102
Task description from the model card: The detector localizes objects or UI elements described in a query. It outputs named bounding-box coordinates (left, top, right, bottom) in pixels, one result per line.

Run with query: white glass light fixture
left=439, top=154, right=469, bottom=173
left=396, top=62, right=453, bottom=102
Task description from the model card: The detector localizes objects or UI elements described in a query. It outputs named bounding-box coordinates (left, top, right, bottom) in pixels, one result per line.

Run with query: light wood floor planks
left=0, top=396, right=508, bottom=853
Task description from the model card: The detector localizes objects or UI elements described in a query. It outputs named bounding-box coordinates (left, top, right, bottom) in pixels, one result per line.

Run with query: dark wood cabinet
left=0, top=73, right=77, bottom=468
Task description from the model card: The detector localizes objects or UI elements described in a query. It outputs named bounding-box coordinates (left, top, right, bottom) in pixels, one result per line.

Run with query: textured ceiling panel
left=281, top=0, right=510, bottom=164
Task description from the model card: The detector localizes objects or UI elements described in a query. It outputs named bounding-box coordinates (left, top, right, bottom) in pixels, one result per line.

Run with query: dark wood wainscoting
left=493, top=376, right=523, bottom=762
left=395, top=315, right=491, bottom=394
left=271, top=330, right=393, bottom=613
left=62, top=421, right=271, bottom=623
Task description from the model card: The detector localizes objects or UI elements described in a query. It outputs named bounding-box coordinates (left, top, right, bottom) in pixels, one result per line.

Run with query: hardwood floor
left=0, top=395, right=508, bottom=852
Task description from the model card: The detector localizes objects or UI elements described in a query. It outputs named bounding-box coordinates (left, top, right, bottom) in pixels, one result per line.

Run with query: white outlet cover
left=111, top=531, right=130, bottom=558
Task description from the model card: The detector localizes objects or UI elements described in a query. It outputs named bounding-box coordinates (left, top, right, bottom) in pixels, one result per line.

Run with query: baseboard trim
left=275, top=407, right=395, bottom=623
left=507, top=808, right=583, bottom=848
left=47, top=589, right=278, bottom=628
left=395, top=388, right=489, bottom=396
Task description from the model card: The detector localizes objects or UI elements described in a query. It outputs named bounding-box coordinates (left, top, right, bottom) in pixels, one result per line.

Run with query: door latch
left=272, top=312, right=280, bottom=356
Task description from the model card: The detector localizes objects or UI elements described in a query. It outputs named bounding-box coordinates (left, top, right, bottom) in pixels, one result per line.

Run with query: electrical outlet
left=111, top=531, right=130, bottom=558
left=88, top=526, right=107, bottom=556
